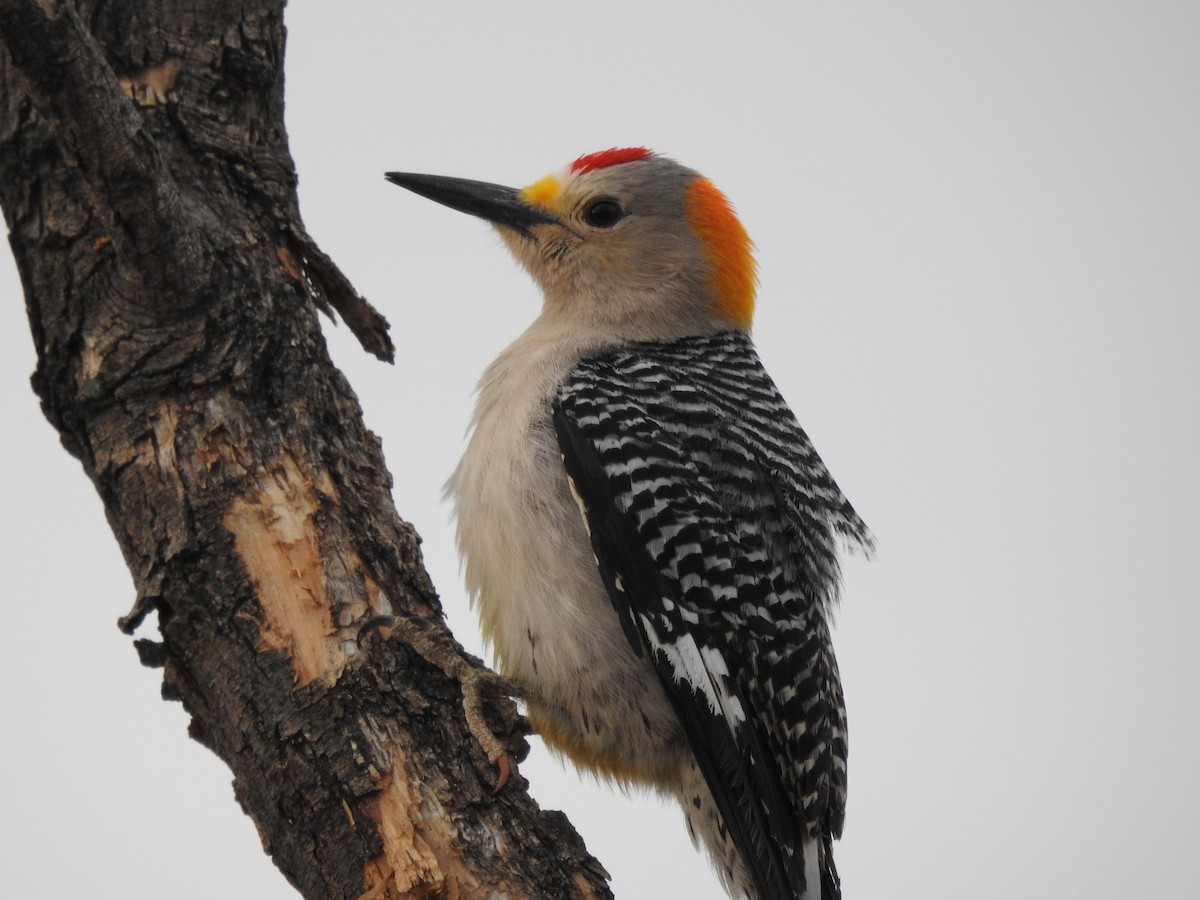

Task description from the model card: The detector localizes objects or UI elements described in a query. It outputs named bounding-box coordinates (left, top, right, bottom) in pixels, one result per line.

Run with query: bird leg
left=359, top=615, right=523, bottom=791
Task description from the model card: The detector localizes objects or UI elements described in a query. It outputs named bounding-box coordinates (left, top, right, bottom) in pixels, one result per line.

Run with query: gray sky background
left=2, top=3, right=1198, bottom=897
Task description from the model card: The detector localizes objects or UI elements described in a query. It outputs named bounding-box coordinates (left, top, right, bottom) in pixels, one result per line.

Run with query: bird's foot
left=359, top=615, right=523, bottom=791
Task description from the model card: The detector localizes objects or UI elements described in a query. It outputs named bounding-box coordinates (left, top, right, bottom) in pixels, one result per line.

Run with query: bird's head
left=387, top=149, right=757, bottom=340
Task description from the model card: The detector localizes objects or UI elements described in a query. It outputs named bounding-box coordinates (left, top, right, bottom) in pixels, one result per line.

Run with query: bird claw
left=492, top=751, right=515, bottom=793
left=359, top=614, right=520, bottom=791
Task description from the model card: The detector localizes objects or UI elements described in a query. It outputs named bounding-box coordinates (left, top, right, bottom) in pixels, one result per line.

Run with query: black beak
left=386, top=172, right=559, bottom=239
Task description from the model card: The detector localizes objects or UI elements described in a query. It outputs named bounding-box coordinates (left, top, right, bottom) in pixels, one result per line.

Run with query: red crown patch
left=570, top=147, right=654, bottom=175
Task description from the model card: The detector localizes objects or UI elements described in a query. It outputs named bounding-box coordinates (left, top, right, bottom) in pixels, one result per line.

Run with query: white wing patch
left=643, top=622, right=747, bottom=727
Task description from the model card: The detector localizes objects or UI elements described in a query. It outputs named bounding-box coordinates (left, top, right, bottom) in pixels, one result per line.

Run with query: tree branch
left=0, top=0, right=209, bottom=306
left=0, top=1, right=610, bottom=896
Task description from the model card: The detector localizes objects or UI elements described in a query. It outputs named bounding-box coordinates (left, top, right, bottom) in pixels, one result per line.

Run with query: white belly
left=448, top=323, right=688, bottom=789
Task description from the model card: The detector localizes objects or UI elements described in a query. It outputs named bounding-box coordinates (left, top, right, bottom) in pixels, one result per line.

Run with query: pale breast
left=449, top=326, right=601, bottom=682
left=448, top=322, right=688, bottom=788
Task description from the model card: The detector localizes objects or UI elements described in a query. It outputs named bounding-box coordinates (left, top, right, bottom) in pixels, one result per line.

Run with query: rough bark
left=0, top=2, right=611, bottom=897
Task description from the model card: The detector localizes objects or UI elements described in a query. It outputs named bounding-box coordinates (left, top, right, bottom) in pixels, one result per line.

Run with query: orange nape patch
left=570, top=146, right=654, bottom=174
left=685, top=177, right=757, bottom=329
left=520, top=173, right=561, bottom=208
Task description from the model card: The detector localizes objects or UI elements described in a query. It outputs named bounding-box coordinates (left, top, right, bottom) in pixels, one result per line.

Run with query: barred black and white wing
left=552, top=330, right=872, bottom=900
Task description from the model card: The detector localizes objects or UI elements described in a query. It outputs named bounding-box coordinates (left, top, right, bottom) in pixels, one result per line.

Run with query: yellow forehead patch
left=520, top=173, right=562, bottom=208
left=685, top=177, right=757, bottom=329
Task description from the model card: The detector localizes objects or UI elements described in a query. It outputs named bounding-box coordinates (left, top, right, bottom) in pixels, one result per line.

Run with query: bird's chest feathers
left=450, top=332, right=614, bottom=684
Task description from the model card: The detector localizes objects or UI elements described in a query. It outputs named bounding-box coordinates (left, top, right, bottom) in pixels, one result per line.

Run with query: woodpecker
left=387, top=148, right=871, bottom=900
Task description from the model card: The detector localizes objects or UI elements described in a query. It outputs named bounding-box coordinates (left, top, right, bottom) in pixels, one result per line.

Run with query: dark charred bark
left=0, top=2, right=611, bottom=897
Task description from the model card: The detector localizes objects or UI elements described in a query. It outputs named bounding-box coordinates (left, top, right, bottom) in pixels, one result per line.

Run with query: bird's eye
left=583, top=198, right=624, bottom=229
